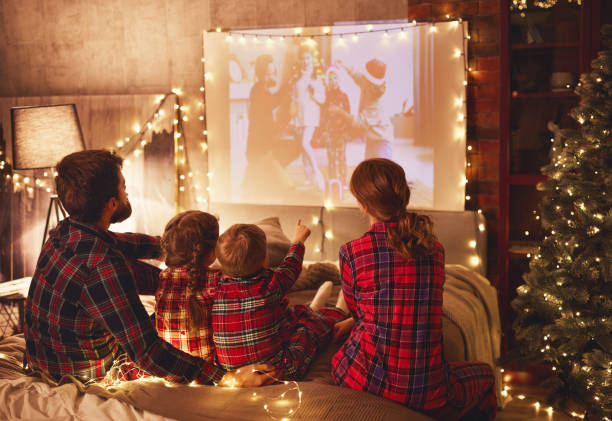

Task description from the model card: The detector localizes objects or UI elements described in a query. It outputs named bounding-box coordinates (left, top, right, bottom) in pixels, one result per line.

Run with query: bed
left=0, top=205, right=501, bottom=420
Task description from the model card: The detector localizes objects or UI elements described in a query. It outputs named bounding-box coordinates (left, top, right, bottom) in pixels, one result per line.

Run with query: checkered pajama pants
left=280, top=305, right=346, bottom=380
left=424, top=361, right=497, bottom=421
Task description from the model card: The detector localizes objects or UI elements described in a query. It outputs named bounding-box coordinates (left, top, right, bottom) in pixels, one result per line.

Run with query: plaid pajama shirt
left=331, top=222, right=496, bottom=420
left=155, top=267, right=218, bottom=362
left=24, top=218, right=224, bottom=385
left=213, top=242, right=345, bottom=380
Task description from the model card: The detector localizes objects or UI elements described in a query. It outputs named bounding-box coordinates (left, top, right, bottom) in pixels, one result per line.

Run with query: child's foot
left=310, top=281, right=333, bottom=311
left=335, top=290, right=349, bottom=314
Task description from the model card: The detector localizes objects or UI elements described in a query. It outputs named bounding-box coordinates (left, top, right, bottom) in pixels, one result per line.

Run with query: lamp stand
left=42, top=195, right=66, bottom=249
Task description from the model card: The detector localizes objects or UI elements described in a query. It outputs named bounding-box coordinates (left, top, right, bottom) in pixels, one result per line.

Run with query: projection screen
left=204, top=22, right=467, bottom=210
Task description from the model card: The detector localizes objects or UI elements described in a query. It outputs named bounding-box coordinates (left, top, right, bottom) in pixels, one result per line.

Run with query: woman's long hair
left=161, top=210, right=219, bottom=334
left=350, top=158, right=437, bottom=259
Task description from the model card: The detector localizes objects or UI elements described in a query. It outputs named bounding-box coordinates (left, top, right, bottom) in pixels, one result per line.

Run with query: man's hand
left=219, top=363, right=279, bottom=388
left=293, top=219, right=311, bottom=244
left=333, top=317, right=355, bottom=343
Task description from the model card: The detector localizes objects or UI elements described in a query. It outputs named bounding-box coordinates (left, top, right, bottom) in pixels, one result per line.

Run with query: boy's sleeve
left=268, top=242, right=305, bottom=294
left=83, top=254, right=224, bottom=385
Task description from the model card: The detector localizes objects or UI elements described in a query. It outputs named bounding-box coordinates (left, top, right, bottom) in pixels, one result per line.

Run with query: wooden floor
left=498, top=384, right=577, bottom=421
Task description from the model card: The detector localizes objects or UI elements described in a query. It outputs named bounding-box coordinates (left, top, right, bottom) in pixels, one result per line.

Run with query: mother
left=331, top=158, right=496, bottom=420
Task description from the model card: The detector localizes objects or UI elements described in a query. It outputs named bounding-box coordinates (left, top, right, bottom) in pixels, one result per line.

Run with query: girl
left=331, top=159, right=496, bottom=420
left=155, top=210, right=219, bottom=362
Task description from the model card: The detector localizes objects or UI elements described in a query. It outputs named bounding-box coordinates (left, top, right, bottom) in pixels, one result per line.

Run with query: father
left=23, top=150, right=272, bottom=386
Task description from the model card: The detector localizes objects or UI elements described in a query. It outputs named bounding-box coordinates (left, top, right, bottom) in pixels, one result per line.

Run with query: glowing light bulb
left=325, top=230, right=333, bottom=239
left=468, top=240, right=476, bottom=249
left=469, top=256, right=480, bottom=267
left=312, top=217, right=319, bottom=224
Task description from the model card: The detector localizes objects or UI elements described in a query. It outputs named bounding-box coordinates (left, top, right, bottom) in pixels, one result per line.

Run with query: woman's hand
left=333, top=317, right=355, bottom=342
left=220, top=363, right=279, bottom=388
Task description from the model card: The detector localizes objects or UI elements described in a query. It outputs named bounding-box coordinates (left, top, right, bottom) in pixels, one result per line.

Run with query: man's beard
left=110, top=199, right=132, bottom=223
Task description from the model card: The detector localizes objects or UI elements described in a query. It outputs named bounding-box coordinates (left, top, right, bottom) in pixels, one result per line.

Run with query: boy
left=213, top=220, right=347, bottom=380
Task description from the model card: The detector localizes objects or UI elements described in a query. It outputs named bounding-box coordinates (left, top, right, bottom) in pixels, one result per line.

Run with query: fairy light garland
left=97, top=358, right=302, bottom=420
left=3, top=91, right=201, bottom=214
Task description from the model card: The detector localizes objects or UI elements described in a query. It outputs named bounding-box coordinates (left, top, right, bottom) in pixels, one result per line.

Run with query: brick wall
left=409, top=1, right=501, bottom=282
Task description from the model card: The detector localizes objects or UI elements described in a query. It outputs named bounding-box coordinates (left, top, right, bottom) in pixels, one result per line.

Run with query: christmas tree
left=510, top=24, right=612, bottom=420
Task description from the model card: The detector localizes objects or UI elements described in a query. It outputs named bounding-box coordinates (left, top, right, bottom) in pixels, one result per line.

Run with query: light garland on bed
left=217, top=369, right=302, bottom=421
left=95, top=358, right=302, bottom=420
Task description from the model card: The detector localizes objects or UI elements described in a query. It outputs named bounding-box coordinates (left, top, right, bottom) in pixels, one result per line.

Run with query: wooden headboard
left=209, top=203, right=487, bottom=276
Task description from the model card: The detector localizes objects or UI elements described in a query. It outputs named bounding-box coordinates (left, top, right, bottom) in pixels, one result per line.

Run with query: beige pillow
left=291, top=262, right=341, bottom=291
left=255, top=217, right=292, bottom=268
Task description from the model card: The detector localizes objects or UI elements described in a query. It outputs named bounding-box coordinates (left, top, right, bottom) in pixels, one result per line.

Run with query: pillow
left=290, top=262, right=341, bottom=291
left=255, top=217, right=291, bottom=268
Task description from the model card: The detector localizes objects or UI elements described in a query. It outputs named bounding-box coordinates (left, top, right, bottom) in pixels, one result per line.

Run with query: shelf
left=511, top=42, right=580, bottom=50
left=509, top=241, right=539, bottom=255
left=507, top=175, right=547, bottom=185
left=512, top=91, right=579, bottom=99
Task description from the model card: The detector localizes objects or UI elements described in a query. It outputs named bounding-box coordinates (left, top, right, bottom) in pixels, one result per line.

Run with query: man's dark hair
left=55, top=150, right=123, bottom=223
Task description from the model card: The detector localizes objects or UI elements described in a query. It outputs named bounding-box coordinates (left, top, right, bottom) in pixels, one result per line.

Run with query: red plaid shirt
left=24, top=218, right=224, bottom=384
left=212, top=242, right=304, bottom=370
left=331, top=222, right=448, bottom=410
left=155, top=267, right=218, bottom=362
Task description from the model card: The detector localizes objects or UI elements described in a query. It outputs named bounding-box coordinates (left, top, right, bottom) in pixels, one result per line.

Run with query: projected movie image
left=205, top=23, right=466, bottom=209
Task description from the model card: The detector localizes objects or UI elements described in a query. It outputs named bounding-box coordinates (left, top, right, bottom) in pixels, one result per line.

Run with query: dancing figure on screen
left=290, top=45, right=326, bottom=192
left=321, top=66, right=351, bottom=192
left=335, top=58, right=394, bottom=160
left=242, top=54, right=285, bottom=198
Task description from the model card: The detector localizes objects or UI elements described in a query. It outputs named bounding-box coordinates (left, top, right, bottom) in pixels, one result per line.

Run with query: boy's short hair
left=216, top=224, right=267, bottom=277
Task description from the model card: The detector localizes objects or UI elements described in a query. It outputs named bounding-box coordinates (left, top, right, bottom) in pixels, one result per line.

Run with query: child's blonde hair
left=216, top=224, right=267, bottom=277
left=161, top=210, right=219, bottom=334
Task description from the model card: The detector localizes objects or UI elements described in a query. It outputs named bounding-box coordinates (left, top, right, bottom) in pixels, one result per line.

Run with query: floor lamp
left=10, top=104, right=86, bottom=249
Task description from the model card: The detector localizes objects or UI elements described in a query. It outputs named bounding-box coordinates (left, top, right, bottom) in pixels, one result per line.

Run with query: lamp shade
left=11, top=104, right=85, bottom=170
